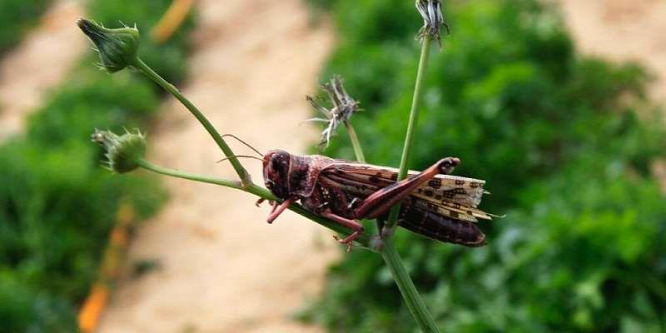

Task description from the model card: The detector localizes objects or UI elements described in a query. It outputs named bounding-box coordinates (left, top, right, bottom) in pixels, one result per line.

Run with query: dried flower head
left=415, top=0, right=449, bottom=46
left=306, top=76, right=360, bottom=148
left=77, top=19, right=140, bottom=73
left=91, top=129, right=146, bottom=173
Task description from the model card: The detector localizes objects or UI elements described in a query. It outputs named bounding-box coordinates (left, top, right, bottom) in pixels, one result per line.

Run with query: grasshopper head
left=263, top=150, right=292, bottom=199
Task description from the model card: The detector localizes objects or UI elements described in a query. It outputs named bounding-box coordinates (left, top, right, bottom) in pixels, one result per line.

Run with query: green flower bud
left=91, top=129, right=146, bottom=173
left=77, top=19, right=140, bottom=73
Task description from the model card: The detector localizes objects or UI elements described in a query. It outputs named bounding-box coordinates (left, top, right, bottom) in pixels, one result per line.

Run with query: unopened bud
left=415, top=0, right=448, bottom=46
left=77, top=18, right=140, bottom=73
left=91, top=129, right=146, bottom=173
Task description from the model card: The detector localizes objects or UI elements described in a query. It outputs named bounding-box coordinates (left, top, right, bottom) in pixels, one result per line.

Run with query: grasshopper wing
left=324, top=162, right=491, bottom=222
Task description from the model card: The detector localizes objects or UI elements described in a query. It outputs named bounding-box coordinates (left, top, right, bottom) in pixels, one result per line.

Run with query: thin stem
left=344, top=120, right=366, bottom=163
left=136, top=158, right=244, bottom=190
left=135, top=158, right=369, bottom=246
left=342, top=112, right=437, bottom=330
left=131, top=57, right=251, bottom=185
left=382, top=241, right=440, bottom=332
left=385, top=34, right=432, bottom=232
left=378, top=34, right=440, bottom=332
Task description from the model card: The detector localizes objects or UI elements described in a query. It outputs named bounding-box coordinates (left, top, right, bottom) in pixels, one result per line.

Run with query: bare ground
left=97, top=1, right=337, bottom=332
left=0, top=0, right=85, bottom=141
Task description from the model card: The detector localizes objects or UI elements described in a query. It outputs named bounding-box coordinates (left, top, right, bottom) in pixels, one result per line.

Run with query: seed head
left=306, top=76, right=360, bottom=148
left=77, top=18, right=140, bottom=73
left=91, top=129, right=146, bottom=173
left=415, top=0, right=449, bottom=46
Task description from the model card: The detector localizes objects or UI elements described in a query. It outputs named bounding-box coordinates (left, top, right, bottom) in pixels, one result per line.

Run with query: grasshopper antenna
left=217, top=155, right=264, bottom=163
left=222, top=134, right=263, bottom=157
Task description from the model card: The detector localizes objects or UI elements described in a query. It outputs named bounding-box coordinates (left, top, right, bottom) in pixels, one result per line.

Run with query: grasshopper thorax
left=263, top=150, right=292, bottom=200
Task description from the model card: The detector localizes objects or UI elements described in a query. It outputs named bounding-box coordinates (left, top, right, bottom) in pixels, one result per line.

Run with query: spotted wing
left=322, top=162, right=491, bottom=223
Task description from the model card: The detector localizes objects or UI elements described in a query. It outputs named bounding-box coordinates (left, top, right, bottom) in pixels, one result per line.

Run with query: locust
left=261, top=149, right=492, bottom=251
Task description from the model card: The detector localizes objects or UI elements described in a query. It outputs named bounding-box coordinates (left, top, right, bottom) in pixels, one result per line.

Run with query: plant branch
left=385, top=34, right=432, bottom=233
left=131, top=57, right=251, bottom=185
left=378, top=33, right=440, bottom=332
left=344, top=120, right=366, bottom=163
left=135, top=158, right=369, bottom=246
left=382, top=240, right=439, bottom=332
left=341, top=110, right=438, bottom=331
left=136, top=158, right=244, bottom=189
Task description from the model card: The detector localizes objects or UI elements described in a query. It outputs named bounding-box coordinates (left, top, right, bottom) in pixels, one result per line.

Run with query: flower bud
left=77, top=19, right=140, bottom=73
left=91, top=129, right=146, bottom=173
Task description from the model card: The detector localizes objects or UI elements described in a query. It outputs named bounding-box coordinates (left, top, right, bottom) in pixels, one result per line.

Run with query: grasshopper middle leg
left=321, top=211, right=364, bottom=252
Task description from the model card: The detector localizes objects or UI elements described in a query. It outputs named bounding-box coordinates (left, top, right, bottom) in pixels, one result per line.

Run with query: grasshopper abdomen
left=398, top=203, right=486, bottom=247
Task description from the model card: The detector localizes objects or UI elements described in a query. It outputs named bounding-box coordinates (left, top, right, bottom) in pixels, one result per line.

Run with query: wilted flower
left=77, top=19, right=140, bottom=73
left=306, top=76, right=360, bottom=148
left=91, top=129, right=146, bottom=173
left=415, top=0, right=449, bottom=45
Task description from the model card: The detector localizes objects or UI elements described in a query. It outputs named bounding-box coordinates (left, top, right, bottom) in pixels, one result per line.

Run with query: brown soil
left=0, top=0, right=85, bottom=141
left=97, top=1, right=337, bottom=332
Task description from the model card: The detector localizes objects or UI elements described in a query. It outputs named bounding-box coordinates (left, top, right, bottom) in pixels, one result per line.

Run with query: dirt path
left=97, top=1, right=336, bottom=332
left=0, top=0, right=85, bottom=141
left=558, top=0, right=666, bottom=101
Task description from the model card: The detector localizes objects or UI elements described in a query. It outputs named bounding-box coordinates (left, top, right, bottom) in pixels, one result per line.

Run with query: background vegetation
left=0, top=1, right=194, bottom=331
left=304, top=0, right=666, bottom=331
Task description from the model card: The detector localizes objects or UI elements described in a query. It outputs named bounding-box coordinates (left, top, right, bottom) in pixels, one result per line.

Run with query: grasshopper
left=261, top=150, right=492, bottom=250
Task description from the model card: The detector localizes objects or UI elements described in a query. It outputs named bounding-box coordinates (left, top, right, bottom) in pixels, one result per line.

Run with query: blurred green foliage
left=0, top=0, right=51, bottom=54
left=303, top=0, right=666, bottom=331
left=0, top=1, right=194, bottom=331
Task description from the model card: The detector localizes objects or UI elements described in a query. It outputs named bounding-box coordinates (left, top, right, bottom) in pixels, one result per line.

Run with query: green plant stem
left=131, top=57, right=251, bottom=185
left=378, top=33, right=440, bottom=332
left=385, top=34, right=432, bottom=232
left=135, top=158, right=368, bottom=245
left=342, top=113, right=438, bottom=332
left=136, top=158, right=244, bottom=189
left=344, top=120, right=366, bottom=163
left=382, top=240, right=440, bottom=332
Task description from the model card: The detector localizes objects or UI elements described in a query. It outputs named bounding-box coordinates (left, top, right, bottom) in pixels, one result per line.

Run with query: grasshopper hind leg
left=354, top=157, right=461, bottom=220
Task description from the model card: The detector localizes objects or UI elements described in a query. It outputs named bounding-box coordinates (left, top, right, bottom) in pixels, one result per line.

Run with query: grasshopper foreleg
left=266, top=198, right=296, bottom=224
left=354, top=157, right=460, bottom=219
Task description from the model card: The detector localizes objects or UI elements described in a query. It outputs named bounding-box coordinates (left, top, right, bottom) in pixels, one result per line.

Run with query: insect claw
left=333, top=235, right=353, bottom=252
left=333, top=230, right=361, bottom=252
left=255, top=198, right=265, bottom=207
